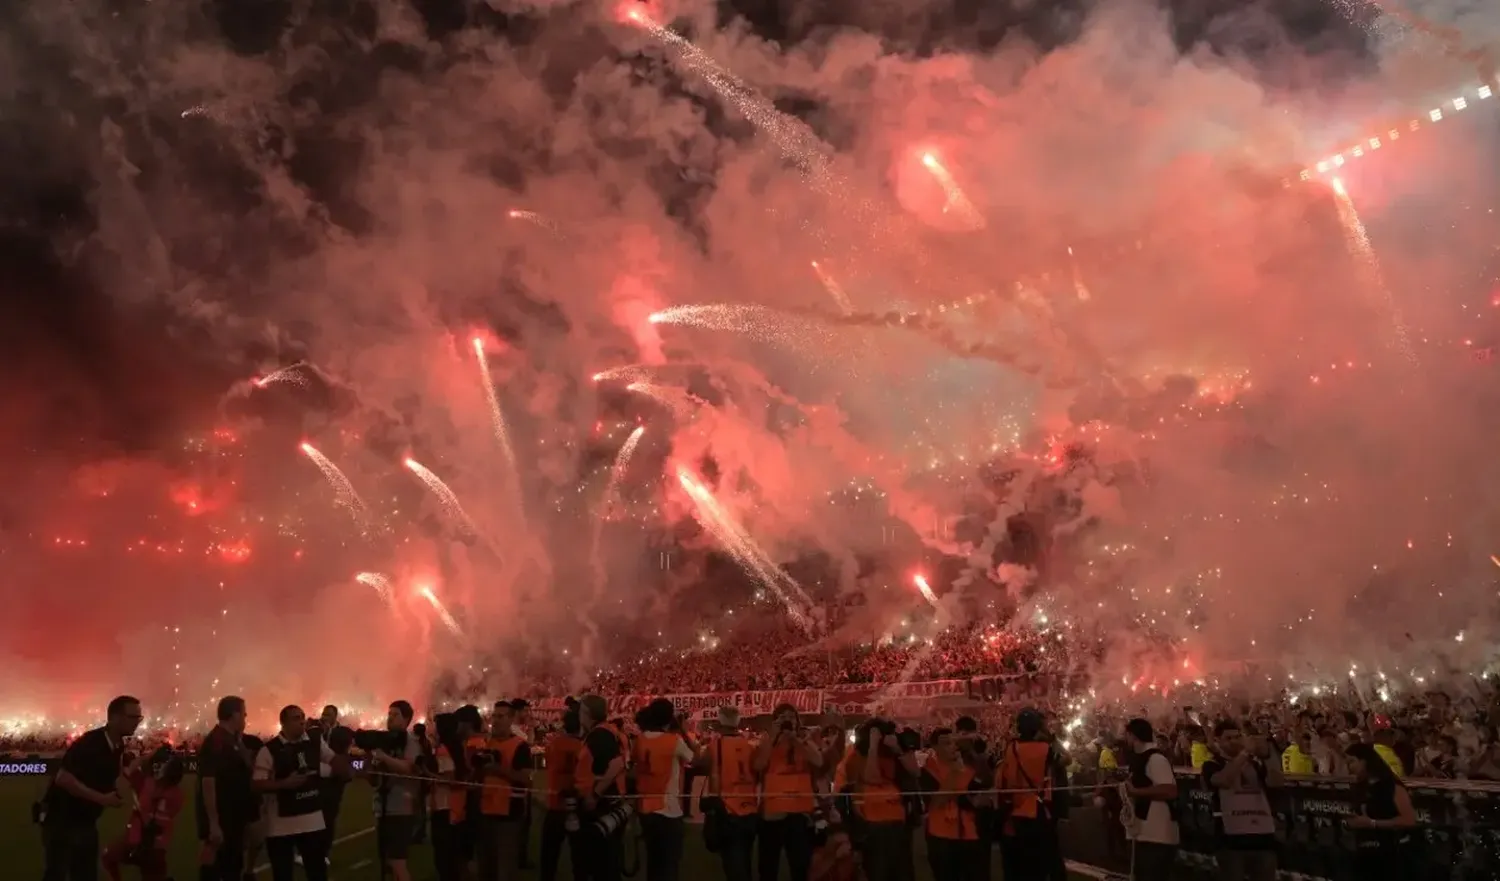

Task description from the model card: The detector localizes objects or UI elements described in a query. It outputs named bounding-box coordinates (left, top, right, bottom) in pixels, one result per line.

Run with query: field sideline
left=1, top=777, right=1108, bottom=880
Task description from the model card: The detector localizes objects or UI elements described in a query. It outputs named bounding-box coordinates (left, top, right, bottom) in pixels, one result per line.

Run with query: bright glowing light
left=1330, top=178, right=1346, bottom=196
left=921, top=152, right=938, bottom=169
left=911, top=573, right=939, bottom=607
left=1480, top=85, right=1493, bottom=99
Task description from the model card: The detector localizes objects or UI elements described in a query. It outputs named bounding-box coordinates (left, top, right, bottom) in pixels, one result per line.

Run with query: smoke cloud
left=1, top=0, right=1498, bottom=721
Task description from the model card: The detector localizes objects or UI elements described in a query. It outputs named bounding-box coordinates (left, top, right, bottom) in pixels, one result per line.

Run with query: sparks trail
left=506, top=208, right=562, bottom=236
left=626, top=381, right=700, bottom=417
left=809, top=261, right=854, bottom=314
left=356, top=572, right=393, bottom=604
left=418, top=584, right=464, bottom=636
left=649, top=303, right=1058, bottom=383
left=604, top=426, right=647, bottom=509
left=251, top=363, right=310, bottom=389
left=472, top=338, right=519, bottom=472
left=676, top=467, right=815, bottom=633
left=299, top=443, right=367, bottom=518
left=920, top=152, right=985, bottom=231
left=403, top=457, right=478, bottom=532
left=1329, top=179, right=1416, bottom=363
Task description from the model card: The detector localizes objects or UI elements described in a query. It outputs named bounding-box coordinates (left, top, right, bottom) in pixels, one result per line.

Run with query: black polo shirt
left=196, top=725, right=257, bottom=835
left=45, top=726, right=125, bottom=826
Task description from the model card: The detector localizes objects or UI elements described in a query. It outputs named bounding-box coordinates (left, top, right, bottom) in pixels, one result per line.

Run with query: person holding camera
left=539, top=709, right=586, bottom=881
left=753, top=704, right=825, bottom=881
left=920, top=728, right=990, bottom=881
left=369, top=700, right=424, bottom=881
left=633, top=698, right=698, bottom=881
left=40, top=695, right=143, bottom=881
left=434, top=704, right=484, bottom=881
left=997, top=708, right=1062, bottom=881
left=706, top=706, right=760, bottom=881
left=252, top=705, right=335, bottom=881
left=471, top=701, right=532, bottom=881
left=848, top=718, right=916, bottom=881
left=575, top=694, right=630, bottom=881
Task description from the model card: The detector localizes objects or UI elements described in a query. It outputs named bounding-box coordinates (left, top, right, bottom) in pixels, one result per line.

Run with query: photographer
left=437, top=705, right=485, bottom=881
left=252, top=705, right=334, bottom=881
left=575, top=694, right=629, bottom=881
left=633, top=698, right=698, bottom=881
left=539, top=709, right=586, bottom=881
left=706, top=706, right=760, bottom=881
left=753, top=704, right=825, bottom=881
left=852, top=718, right=916, bottom=881
left=510, top=699, right=536, bottom=871
left=920, top=729, right=990, bottom=881
left=369, top=700, right=424, bottom=881
left=997, top=708, right=1061, bottom=881
left=472, top=701, right=532, bottom=881
left=41, top=695, right=142, bottom=881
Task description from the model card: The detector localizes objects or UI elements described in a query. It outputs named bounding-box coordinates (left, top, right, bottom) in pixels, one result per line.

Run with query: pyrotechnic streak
left=251, top=364, right=310, bottom=389
left=472, top=338, right=518, bottom=469
left=592, top=364, right=657, bottom=384
left=403, top=457, right=476, bottom=530
left=919, top=152, right=984, bottom=230
left=605, top=427, right=647, bottom=506
left=355, top=572, right=393, bottom=604
left=676, top=468, right=814, bottom=631
left=912, top=574, right=940, bottom=607
left=809, top=261, right=854, bottom=314
left=625, top=381, right=698, bottom=417
left=1329, top=180, right=1416, bottom=362
left=1066, top=246, right=1092, bottom=302
left=506, top=209, right=560, bottom=234
left=624, top=8, right=842, bottom=186
left=418, top=585, right=464, bottom=636
left=299, top=443, right=366, bottom=516
left=650, top=302, right=1054, bottom=380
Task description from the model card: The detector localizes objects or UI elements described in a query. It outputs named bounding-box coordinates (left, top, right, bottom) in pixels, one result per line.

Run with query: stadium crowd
left=21, top=660, right=1500, bottom=881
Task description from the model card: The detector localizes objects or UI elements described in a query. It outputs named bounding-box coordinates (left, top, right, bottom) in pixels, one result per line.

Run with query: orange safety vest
left=852, top=753, right=905, bottom=824
left=633, top=733, right=684, bottom=814
left=713, top=734, right=760, bottom=817
left=479, top=736, right=525, bottom=816
left=763, top=740, right=816, bottom=815
left=545, top=734, right=584, bottom=810
left=924, top=757, right=979, bottom=841
left=454, top=734, right=490, bottom=822
left=999, top=740, right=1053, bottom=824
left=577, top=722, right=627, bottom=797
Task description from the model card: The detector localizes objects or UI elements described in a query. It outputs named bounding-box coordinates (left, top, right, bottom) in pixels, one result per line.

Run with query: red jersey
left=125, top=770, right=184, bottom=847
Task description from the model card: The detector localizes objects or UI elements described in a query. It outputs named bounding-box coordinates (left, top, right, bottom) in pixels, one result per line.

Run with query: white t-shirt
left=640, top=731, right=697, bottom=818
left=1122, top=749, right=1180, bottom=846
left=253, top=734, right=335, bottom=838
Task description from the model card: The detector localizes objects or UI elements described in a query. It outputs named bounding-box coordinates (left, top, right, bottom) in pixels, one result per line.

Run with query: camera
left=592, top=799, right=635, bottom=837
left=352, top=728, right=408, bottom=755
